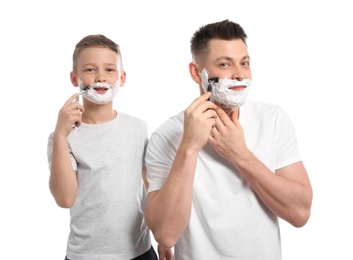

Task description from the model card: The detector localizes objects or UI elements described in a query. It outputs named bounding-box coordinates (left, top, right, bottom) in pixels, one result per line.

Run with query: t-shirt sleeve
left=145, top=131, right=176, bottom=193
left=275, top=107, right=302, bottom=170
left=47, top=132, right=77, bottom=171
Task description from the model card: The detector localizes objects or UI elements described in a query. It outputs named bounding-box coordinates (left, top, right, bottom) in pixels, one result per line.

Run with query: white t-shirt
left=47, top=112, right=151, bottom=260
left=146, top=100, right=302, bottom=260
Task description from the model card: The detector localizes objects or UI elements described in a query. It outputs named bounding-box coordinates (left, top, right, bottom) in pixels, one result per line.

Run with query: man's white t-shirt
left=146, top=100, right=302, bottom=260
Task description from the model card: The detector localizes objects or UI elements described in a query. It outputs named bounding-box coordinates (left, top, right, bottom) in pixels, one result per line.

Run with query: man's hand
left=182, top=92, right=217, bottom=152
left=209, top=106, right=248, bottom=162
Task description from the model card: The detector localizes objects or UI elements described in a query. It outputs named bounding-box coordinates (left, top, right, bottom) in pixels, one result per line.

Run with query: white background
left=1, top=1, right=352, bottom=259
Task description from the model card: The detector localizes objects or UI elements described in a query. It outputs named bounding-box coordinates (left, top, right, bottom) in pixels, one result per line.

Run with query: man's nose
left=231, top=66, right=245, bottom=81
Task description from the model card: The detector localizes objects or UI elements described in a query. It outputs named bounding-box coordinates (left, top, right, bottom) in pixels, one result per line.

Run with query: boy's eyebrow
left=81, top=62, right=118, bottom=67
left=81, top=63, right=96, bottom=67
left=105, top=63, right=118, bottom=67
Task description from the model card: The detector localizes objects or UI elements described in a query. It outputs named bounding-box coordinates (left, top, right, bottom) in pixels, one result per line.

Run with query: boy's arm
left=157, top=244, right=173, bottom=260
left=49, top=133, right=78, bottom=208
left=142, top=166, right=148, bottom=190
left=49, top=94, right=82, bottom=208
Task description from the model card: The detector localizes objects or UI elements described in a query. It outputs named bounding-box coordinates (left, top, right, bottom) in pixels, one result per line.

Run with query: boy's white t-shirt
left=146, top=100, right=302, bottom=260
left=48, top=112, right=151, bottom=260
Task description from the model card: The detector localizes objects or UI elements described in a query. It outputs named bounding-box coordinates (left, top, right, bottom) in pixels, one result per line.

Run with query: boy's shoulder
left=118, top=112, right=147, bottom=126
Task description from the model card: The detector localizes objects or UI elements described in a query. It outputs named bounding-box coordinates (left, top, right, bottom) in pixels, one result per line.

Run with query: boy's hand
left=157, top=244, right=173, bottom=260
left=54, top=94, right=84, bottom=137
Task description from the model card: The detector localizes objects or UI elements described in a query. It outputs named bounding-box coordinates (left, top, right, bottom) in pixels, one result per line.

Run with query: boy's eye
left=107, top=67, right=117, bottom=72
left=85, top=68, right=95, bottom=72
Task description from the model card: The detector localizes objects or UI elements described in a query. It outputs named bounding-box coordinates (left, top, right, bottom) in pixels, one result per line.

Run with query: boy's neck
left=82, top=104, right=117, bottom=124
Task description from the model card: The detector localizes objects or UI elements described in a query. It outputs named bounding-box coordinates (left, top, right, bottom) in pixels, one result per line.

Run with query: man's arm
left=235, top=152, right=312, bottom=227
left=209, top=106, right=313, bottom=227
left=145, top=93, right=217, bottom=248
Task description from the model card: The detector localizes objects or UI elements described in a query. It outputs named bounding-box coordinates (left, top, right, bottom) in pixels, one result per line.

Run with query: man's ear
left=189, top=61, right=202, bottom=84
left=70, top=71, right=79, bottom=86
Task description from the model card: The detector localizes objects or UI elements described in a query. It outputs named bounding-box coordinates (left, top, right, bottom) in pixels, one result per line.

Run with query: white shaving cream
left=78, top=79, right=120, bottom=104
left=201, top=68, right=251, bottom=108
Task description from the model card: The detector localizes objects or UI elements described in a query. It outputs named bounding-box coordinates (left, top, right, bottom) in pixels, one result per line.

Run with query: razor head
left=207, top=77, right=219, bottom=92
left=207, top=77, right=219, bottom=101
left=208, top=77, right=219, bottom=83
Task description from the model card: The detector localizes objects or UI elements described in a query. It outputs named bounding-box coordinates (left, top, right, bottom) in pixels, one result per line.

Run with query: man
left=144, top=20, right=313, bottom=259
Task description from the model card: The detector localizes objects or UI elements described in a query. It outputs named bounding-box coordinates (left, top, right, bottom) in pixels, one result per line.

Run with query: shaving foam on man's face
left=78, top=79, right=120, bottom=104
left=200, top=68, right=251, bottom=108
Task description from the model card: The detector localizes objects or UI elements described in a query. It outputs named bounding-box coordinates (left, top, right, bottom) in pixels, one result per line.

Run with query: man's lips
left=229, top=85, right=247, bottom=91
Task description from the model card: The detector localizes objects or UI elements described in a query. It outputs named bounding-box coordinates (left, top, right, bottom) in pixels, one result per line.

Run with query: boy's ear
left=70, top=71, right=79, bottom=86
left=119, top=71, right=127, bottom=87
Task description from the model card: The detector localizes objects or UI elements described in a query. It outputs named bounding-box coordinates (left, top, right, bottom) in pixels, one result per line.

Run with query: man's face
left=203, top=38, right=251, bottom=81
left=200, top=39, right=252, bottom=108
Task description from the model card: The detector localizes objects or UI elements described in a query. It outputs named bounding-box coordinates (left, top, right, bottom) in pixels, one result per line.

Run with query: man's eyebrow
left=215, top=56, right=233, bottom=62
left=215, top=55, right=250, bottom=62
left=242, top=55, right=250, bottom=60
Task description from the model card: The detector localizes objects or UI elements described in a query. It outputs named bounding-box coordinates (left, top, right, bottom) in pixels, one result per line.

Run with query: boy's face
left=71, top=46, right=125, bottom=104
left=74, top=46, right=121, bottom=86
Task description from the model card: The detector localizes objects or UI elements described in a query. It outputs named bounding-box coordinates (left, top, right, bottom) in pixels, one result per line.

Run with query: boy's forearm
left=49, top=134, right=78, bottom=208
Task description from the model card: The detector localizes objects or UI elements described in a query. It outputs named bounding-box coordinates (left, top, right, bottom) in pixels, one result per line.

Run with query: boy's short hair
left=72, top=34, right=123, bottom=71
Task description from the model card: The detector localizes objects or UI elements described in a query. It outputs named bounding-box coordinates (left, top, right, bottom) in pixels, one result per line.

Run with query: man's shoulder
left=151, top=110, right=184, bottom=136
left=161, top=110, right=184, bottom=126
left=242, top=100, right=292, bottom=126
left=244, top=99, right=280, bottom=109
left=243, top=100, right=283, bottom=114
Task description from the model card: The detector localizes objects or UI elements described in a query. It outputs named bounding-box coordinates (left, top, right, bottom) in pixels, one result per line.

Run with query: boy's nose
left=95, top=74, right=106, bottom=82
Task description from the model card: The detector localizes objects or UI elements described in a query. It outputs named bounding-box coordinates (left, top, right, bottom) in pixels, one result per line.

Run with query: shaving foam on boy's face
left=200, top=68, right=251, bottom=108
left=78, top=77, right=120, bottom=104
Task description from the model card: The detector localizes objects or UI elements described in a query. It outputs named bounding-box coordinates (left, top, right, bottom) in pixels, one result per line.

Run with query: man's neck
left=217, top=103, right=240, bottom=119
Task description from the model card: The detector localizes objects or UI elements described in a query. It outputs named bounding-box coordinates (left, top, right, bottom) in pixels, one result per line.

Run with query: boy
left=47, top=34, right=169, bottom=259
